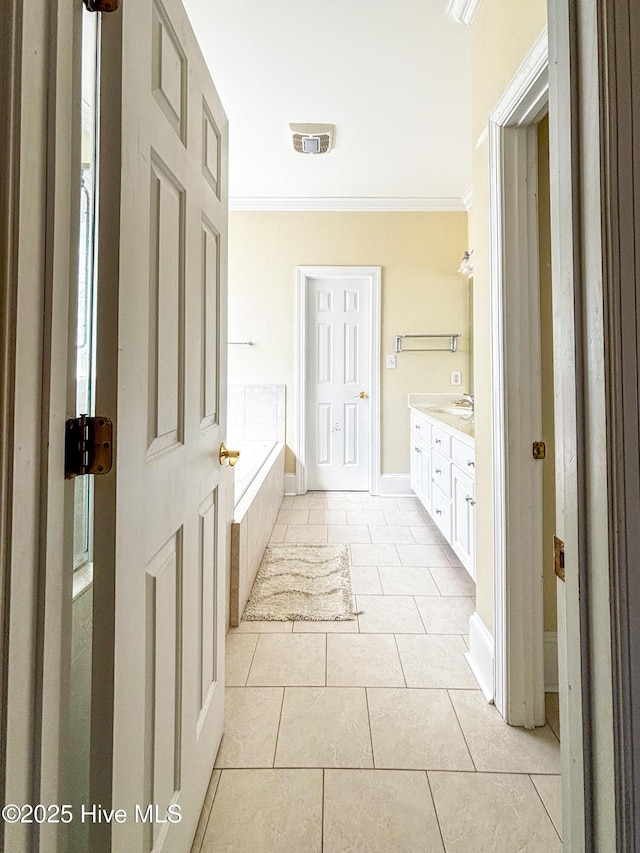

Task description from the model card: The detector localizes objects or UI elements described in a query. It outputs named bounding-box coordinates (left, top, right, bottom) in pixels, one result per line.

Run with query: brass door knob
left=219, top=442, right=240, bottom=467
left=353, top=391, right=368, bottom=399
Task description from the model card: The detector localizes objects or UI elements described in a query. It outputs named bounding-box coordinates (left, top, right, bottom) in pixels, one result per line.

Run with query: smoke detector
left=289, top=123, right=335, bottom=155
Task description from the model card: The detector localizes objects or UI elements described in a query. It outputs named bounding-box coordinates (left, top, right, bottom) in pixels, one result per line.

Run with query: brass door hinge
left=533, top=441, right=546, bottom=460
left=65, top=415, right=113, bottom=479
left=554, top=536, right=565, bottom=582
left=84, top=0, right=120, bottom=12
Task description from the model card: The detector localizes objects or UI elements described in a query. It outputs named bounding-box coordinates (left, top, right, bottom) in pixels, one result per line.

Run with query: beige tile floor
left=193, top=492, right=562, bottom=853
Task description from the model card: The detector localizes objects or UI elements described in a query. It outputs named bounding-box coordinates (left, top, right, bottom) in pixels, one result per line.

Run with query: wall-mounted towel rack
left=394, top=334, right=460, bottom=353
left=229, top=341, right=255, bottom=347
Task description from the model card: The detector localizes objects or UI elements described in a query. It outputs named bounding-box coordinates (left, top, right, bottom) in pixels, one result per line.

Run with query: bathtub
left=229, top=439, right=285, bottom=627
left=233, top=440, right=277, bottom=504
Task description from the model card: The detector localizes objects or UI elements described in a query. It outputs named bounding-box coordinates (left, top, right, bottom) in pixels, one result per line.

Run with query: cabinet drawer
left=452, top=437, right=475, bottom=474
left=431, top=424, right=451, bottom=456
left=431, top=484, right=452, bottom=540
left=431, top=448, right=452, bottom=498
left=411, top=413, right=431, bottom=444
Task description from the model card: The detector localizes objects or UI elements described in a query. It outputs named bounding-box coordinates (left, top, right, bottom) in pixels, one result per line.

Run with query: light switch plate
left=451, top=370, right=462, bottom=386
left=386, top=355, right=397, bottom=369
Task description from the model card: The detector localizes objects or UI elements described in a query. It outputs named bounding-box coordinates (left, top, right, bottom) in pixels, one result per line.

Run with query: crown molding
left=229, top=196, right=467, bottom=212
left=462, top=185, right=473, bottom=210
left=447, top=0, right=481, bottom=26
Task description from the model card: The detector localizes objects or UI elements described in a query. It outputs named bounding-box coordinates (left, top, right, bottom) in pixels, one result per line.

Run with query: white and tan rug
left=242, top=544, right=355, bottom=622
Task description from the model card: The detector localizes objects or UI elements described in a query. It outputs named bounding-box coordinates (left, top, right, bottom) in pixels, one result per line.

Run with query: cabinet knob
left=435, top=509, right=442, bottom=515
left=468, top=498, right=476, bottom=506
left=435, top=468, right=442, bottom=475
left=435, top=438, right=441, bottom=445
left=467, top=459, right=475, bottom=467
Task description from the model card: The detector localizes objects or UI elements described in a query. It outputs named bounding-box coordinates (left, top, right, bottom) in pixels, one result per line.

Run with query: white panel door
left=306, top=276, right=371, bottom=490
left=91, top=2, right=228, bottom=851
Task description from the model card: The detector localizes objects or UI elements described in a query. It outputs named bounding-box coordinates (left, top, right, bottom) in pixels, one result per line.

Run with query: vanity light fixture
left=458, top=250, right=474, bottom=277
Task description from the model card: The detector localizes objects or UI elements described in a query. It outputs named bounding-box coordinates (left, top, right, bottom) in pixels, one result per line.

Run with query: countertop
left=409, top=403, right=475, bottom=440
left=408, top=393, right=475, bottom=439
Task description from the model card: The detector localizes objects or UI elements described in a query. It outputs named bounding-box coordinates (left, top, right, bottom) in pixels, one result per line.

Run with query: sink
left=427, top=406, right=474, bottom=417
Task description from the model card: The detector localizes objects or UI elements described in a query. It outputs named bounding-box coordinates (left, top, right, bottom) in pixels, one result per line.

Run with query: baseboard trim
left=378, top=474, right=412, bottom=496
left=466, top=612, right=495, bottom=702
left=544, top=630, right=558, bottom=692
left=284, top=473, right=297, bottom=495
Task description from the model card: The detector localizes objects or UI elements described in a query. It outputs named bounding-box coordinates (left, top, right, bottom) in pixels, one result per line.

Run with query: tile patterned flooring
left=193, top=492, right=562, bottom=853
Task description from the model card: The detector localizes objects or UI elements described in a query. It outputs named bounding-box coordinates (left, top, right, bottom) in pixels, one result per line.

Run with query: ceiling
left=183, top=0, right=472, bottom=209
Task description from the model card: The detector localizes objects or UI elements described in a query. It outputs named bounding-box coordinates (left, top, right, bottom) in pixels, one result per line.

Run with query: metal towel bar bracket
left=394, top=334, right=460, bottom=353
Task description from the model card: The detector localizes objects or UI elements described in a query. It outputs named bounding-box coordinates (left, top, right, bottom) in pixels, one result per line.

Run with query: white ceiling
left=183, top=0, right=472, bottom=207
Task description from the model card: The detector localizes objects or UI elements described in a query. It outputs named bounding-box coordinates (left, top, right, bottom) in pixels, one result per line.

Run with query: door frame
left=295, top=265, right=381, bottom=495
left=489, top=29, right=549, bottom=729
left=599, top=2, right=640, bottom=846
left=0, top=0, right=79, bottom=850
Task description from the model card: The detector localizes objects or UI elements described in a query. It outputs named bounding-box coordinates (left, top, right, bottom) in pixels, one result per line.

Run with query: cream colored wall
left=228, top=211, right=469, bottom=476
left=468, top=1, right=547, bottom=633
left=537, top=115, right=557, bottom=633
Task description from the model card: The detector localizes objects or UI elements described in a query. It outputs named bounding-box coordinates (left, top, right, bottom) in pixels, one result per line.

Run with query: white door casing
left=1, top=1, right=78, bottom=851
left=297, top=266, right=381, bottom=494
left=489, top=29, right=548, bottom=730
left=91, top=2, right=229, bottom=851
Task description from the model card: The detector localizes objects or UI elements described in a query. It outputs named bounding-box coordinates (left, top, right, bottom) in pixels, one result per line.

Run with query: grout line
left=529, top=774, right=563, bottom=843
left=414, top=595, right=429, bottom=634
left=244, top=634, right=260, bottom=686
left=375, top=566, right=383, bottom=595
left=393, top=633, right=408, bottom=688
left=212, top=764, right=557, bottom=773
left=191, top=767, right=223, bottom=853
left=325, top=633, right=328, bottom=686
left=364, top=687, right=376, bottom=769
left=446, top=688, right=477, bottom=771
left=272, top=686, right=286, bottom=767
left=428, top=568, right=445, bottom=597
left=321, top=768, right=325, bottom=852
left=425, top=771, right=447, bottom=852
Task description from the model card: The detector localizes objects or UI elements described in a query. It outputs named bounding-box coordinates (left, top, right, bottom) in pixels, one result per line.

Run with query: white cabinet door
left=419, top=438, right=433, bottom=515
left=91, top=2, right=229, bottom=851
left=452, top=466, right=475, bottom=578
left=410, top=438, right=423, bottom=496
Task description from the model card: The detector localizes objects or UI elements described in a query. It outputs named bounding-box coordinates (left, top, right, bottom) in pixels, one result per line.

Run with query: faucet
left=455, top=393, right=474, bottom=408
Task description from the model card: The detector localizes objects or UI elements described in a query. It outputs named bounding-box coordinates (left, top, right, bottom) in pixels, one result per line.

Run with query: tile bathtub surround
left=227, top=384, right=286, bottom=443
left=195, top=492, right=564, bottom=852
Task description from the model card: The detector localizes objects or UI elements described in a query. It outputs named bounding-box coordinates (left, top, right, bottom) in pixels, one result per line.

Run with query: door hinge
left=83, top=0, right=120, bottom=12
left=532, top=441, right=546, bottom=460
left=65, top=415, right=113, bottom=479
left=554, top=536, right=565, bottom=582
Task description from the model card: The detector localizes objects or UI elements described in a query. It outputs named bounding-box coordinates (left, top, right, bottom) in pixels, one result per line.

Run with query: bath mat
left=242, top=544, right=355, bottom=622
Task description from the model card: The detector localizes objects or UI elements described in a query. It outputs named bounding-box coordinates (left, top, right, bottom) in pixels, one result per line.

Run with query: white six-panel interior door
left=298, top=267, right=381, bottom=493
left=91, top=2, right=229, bottom=851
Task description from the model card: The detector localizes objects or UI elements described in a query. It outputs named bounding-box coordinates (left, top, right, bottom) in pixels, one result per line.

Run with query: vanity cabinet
left=409, top=408, right=475, bottom=579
